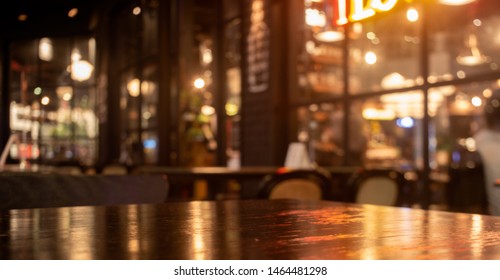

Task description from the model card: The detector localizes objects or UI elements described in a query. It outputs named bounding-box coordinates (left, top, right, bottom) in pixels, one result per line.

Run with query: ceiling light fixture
left=309, top=0, right=345, bottom=43
left=456, top=34, right=490, bottom=66
left=127, top=79, right=141, bottom=97
left=71, top=60, right=94, bottom=82
left=314, top=29, right=345, bottom=42
left=38, top=38, right=53, bottom=61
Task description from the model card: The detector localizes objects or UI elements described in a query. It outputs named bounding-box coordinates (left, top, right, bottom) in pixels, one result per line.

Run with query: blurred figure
left=346, top=105, right=369, bottom=166
left=474, top=89, right=500, bottom=215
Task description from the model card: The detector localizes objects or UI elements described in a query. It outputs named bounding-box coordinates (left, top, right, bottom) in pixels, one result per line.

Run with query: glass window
left=428, top=0, right=500, bottom=83
left=348, top=3, right=422, bottom=94
left=121, top=70, right=140, bottom=132
left=296, top=102, right=345, bottom=166
left=430, top=81, right=497, bottom=171
left=298, top=0, right=345, bottom=98
left=346, top=101, right=370, bottom=166
left=359, top=92, right=423, bottom=169
left=9, top=37, right=98, bottom=167
left=141, top=64, right=159, bottom=129
left=142, top=0, right=159, bottom=58
left=178, top=0, right=218, bottom=167
left=142, top=131, right=158, bottom=164
left=116, top=5, right=140, bottom=70
left=10, top=40, right=38, bottom=103
left=71, top=37, right=96, bottom=86
left=114, top=1, right=161, bottom=166
left=225, top=19, right=242, bottom=168
left=224, top=0, right=240, bottom=20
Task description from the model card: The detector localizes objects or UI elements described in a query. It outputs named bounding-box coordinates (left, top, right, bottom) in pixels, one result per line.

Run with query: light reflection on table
left=1, top=200, right=500, bottom=259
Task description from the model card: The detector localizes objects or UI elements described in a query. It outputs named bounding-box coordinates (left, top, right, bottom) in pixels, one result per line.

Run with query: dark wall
left=241, top=0, right=288, bottom=166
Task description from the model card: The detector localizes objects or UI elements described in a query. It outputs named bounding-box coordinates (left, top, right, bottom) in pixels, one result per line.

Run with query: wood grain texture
left=1, top=199, right=500, bottom=260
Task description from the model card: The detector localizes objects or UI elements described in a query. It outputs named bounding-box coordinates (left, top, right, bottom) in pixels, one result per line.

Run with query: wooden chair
left=52, top=165, right=84, bottom=175
left=346, top=169, right=410, bottom=206
left=101, top=164, right=129, bottom=175
left=257, top=168, right=332, bottom=200
left=0, top=173, right=169, bottom=209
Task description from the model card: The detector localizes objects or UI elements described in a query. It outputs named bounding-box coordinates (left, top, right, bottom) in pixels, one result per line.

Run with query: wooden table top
left=1, top=199, right=500, bottom=260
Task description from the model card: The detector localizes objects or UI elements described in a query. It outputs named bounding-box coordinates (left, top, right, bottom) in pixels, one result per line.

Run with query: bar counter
left=1, top=199, right=500, bottom=259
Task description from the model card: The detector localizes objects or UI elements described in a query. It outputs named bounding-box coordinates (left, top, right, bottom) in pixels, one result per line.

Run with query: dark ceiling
left=0, top=0, right=106, bottom=39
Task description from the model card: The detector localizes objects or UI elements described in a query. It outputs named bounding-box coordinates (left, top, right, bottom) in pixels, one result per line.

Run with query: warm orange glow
left=371, top=0, right=398, bottom=11
left=194, top=78, right=206, bottom=89
left=38, top=38, right=53, bottom=61
left=330, top=0, right=399, bottom=26
left=336, top=0, right=349, bottom=25
left=305, top=9, right=326, bottom=27
left=133, top=6, right=141, bottom=15
left=18, top=14, right=28, bottom=21
left=127, top=79, right=141, bottom=97
left=456, top=34, right=490, bottom=66
left=41, top=96, right=50, bottom=106
left=315, top=30, right=345, bottom=42
left=68, top=8, right=78, bottom=18
left=364, top=51, right=377, bottom=65
left=350, top=0, right=376, bottom=21
left=406, top=7, right=419, bottom=22
left=71, top=60, right=94, bottom=82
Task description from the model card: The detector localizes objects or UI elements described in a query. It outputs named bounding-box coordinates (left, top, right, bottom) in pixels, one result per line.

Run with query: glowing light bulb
left=407, top=8, right=419, bottom=22
left=365, top=51, right=377, bottom=65
left=194, top=78, right=205, bottom=89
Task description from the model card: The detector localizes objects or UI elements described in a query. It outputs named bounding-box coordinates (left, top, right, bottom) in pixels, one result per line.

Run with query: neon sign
left=330, top=0, right=399, bottom=26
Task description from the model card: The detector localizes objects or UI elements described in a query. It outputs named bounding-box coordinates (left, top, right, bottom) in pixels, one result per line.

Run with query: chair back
left=258, top=168, right=332, bottom=200
left=0, top=173, right=169, bottom=209
left=347, top=169, right=408, bottom=206
left=101, top=164, right=129, bottom=175
left=52, top=165, right=84, bottom=175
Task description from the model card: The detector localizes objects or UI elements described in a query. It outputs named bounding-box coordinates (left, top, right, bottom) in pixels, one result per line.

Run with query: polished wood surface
left=1, top=199, right=500, bottom=260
